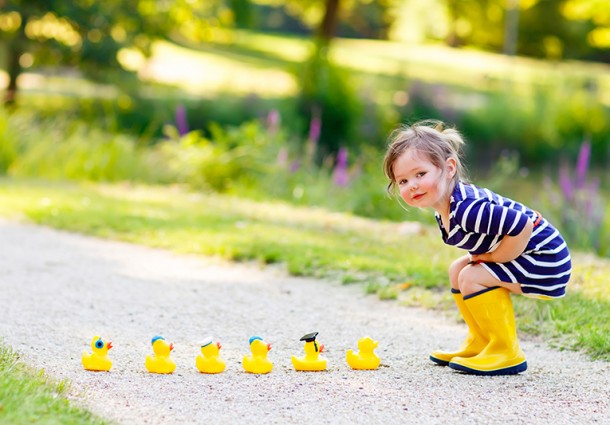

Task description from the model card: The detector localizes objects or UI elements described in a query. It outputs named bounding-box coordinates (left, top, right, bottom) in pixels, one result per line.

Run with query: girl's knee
left=448, top=256, right=469, bottom=288
left=457, top=267, right=478, bottom=293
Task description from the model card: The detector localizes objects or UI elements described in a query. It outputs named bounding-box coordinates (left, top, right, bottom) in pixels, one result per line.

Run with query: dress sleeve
left=454, top=198, right=529, bottom=236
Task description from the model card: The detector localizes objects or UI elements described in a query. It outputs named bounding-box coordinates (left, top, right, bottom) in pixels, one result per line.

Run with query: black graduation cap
left=300, top=332, right=319, bottom=342
left=300, top=332, right=320, bottom=352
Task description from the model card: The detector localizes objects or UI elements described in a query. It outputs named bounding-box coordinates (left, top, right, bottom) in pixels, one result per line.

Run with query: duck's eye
left=95, top=339, right=103, bottom=349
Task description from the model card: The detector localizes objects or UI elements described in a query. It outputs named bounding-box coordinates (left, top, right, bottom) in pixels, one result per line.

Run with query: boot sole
left=448, top=360, right=527, bottom=376
left=429, top=355, right=449, bottom=366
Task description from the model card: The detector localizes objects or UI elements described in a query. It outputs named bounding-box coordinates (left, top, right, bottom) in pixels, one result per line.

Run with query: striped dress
left=434, top=181, right=571, bottom=299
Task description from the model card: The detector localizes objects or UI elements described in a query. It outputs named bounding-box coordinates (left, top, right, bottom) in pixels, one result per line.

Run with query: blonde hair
left=383, top=119, right=466, bottom=194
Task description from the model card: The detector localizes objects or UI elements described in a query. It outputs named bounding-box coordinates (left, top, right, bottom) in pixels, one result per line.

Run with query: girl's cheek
left=399, top=189, right=412, bottom=205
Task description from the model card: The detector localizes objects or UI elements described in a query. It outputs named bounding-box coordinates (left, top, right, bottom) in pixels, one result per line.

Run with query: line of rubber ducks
left=82, top=332, right=381, bottom=374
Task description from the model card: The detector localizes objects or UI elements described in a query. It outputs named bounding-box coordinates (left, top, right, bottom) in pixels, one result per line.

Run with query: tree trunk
left=445, top=1, right=460, bottom=47
left=5, top=43, right=22, bottom=106
left=4, top=15, right=27, bottom=106
left=318, top=0, right=341, bottom=42
left=503, top=0, right=520, bottom=56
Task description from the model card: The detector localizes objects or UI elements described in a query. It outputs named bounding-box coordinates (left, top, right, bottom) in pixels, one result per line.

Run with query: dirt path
left=1, top=219, right=609, bottom=424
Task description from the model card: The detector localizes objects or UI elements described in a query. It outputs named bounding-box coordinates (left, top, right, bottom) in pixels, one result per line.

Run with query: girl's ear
left=445, top=157, right=457, bottom=178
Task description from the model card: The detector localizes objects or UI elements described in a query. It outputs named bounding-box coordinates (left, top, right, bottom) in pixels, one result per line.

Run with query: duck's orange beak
left=107, top=342, right=113, bottom=350
left=217, top=342, right=222, bottom=350
left=319, top=344, right=325, bottom=353
left=267, top=343, right=272, bottom=351
left=169, top=343, right=174, bottom=351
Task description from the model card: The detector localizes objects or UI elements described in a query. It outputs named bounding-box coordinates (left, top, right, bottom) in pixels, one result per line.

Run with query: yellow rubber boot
left=448, top=287, right=527, bottom=375
left=429, top=289, right=488, bottom=366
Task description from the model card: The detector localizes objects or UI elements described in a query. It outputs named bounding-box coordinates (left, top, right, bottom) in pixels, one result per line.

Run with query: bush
left=2, top=113, right=159, bottom=183
left=295, top=42, right=362, bottom=161
left=156, top=120, right=280, bottom=192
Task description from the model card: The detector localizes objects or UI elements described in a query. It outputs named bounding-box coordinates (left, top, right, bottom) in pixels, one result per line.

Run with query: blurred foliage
left=1, top=109, right=160, bottom=182
left=1, top=105, right=607, bottom=257
left=243, top=0, right=610, bottom=62
left=296, top=41, right=362, bottom=160
left=248, top=0, right=399, bottom=39
left=0, top=0, right=232, bottom=103
left=1, top=0, right=609, bottom=257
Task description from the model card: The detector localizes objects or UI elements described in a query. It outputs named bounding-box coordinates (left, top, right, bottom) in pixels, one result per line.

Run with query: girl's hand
left=470, top=253, right=494, bottom=263
left=471, top=220, right=534, bottom=264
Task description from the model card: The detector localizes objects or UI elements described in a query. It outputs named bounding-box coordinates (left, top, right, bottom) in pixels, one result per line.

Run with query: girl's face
left=392, top=148, right=456, bottom=213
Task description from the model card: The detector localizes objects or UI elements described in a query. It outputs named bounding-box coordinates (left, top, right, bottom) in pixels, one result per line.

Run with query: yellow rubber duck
left=242, top=336, right=273, bottom=374
left=346, top=336, right=380, bottom=370
left=196, top=336, right=226, bottom=374
left=82, top=335, right=113, bottom=372
left=292, top=332, right=327, bottom=371
left=145, top=335, right=176, bottom=374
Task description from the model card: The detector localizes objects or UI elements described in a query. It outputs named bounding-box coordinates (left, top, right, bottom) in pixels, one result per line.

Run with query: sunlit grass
left=0, top=179, right=454, bottom=286
left=0, top=341, right=107, bottom=425
left=136, top=40, right=298, bottom=96
left=152, top=31, right=610, bottom=104
left=1, top=179, right=609, bottom=360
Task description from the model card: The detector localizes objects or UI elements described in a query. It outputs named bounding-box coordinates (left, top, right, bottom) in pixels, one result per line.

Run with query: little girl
left=383, top=120, right=571, bottom=376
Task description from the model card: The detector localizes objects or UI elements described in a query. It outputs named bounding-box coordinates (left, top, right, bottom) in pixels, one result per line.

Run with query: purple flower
left=276, top=147, right=288, bottom=167
left=333, top=147, right=349, bottom=187
left=267, top=110, right=280, bottom=135
left=308, top=113, right=321, bottom=145
left=175, top=105, right=189, bottom=136
left=576, top=139, right=591, bottom=188
left=305, top=109, right=321, bottom=162
left=290, top=160, right=300, bottom=173
left=555, top=139, right=605, bottom=253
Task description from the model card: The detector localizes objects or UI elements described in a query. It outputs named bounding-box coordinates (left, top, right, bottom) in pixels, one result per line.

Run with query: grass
left=1, top=178, right=609, bottom=362
left=0, top=179, right=453, bottom=285
left=0, top=341, right=107, bottom=425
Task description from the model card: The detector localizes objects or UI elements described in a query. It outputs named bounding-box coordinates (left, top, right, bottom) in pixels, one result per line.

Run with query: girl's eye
left=398, top=179, right=407, bottom=185
left=416, top=172, right=426, bottom=178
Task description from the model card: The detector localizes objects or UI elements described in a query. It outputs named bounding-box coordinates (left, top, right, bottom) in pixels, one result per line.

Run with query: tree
left=292, top=0, right=364, bottom=160
left=318, top=0, right=341, bottom=42
left=0, top=0, right=229, bottom=106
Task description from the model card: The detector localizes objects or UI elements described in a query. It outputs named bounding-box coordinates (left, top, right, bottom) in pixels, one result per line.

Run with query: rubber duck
left=346, top=336, right=380, bottom=370
left=196, top=336, right=226, bottom=374
left=145, top=335, right=176, bottom=374
left=242, top=336, right=273, bottom=374
left=292, top=332, right=327, bottom=371
left=82, top=335, right=113, bottom=371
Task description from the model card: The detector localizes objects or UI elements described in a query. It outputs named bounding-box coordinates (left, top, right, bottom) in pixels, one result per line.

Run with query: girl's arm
left=471, top=219, right=533, bottom=263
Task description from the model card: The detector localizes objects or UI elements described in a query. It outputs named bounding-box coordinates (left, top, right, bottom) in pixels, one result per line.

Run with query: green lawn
left=151, top=31, right=610, bottom=104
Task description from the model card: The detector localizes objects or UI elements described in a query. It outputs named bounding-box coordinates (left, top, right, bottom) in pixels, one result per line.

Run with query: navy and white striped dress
left=435, top=181, right=571, bottom=299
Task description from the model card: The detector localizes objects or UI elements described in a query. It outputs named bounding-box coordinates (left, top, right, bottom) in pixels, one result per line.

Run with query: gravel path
left=1, top=219, right=609, bottom=425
